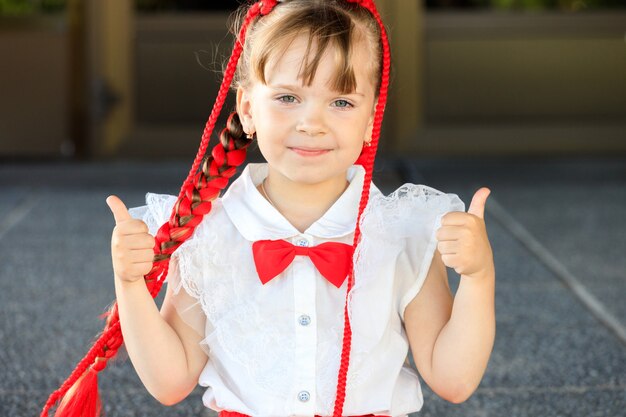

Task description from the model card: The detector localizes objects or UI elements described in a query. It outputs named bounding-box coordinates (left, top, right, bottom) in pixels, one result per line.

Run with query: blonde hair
left=229, top=0, right=384, bottom=96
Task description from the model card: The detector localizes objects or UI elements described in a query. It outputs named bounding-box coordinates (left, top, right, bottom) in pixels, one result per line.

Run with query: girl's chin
left=274, top=167, right=352, bottom=187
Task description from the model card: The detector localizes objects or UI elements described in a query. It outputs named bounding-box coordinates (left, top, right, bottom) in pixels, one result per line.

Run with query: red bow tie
left=251, top=239, right=354, bottom=288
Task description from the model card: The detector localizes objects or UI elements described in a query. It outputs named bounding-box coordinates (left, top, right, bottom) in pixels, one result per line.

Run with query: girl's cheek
left=266, top=106, right=293, bottom=122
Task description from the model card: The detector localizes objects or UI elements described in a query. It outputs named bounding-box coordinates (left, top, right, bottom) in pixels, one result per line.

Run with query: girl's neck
left=258, top=167, right=350, bottom=234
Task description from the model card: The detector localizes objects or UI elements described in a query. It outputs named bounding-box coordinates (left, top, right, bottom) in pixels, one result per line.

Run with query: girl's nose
left=296, top=104, right=327, bottom=137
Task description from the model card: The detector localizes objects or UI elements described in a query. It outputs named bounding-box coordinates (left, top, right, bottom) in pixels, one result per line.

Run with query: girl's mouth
left=289, top=147, right=331, bottom=157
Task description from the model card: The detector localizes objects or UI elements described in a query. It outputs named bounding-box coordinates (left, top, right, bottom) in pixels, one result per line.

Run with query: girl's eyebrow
left=268, top=83, right=365, bottom=97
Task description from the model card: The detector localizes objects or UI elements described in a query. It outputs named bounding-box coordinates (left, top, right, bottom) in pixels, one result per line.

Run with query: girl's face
left=237, top=34, right=377, bottom=187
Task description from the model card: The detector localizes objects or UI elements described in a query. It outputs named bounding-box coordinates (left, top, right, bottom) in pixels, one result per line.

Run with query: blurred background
left=1, top=1, right=625, bottom=417
left=1, top=0, right=625, bottom=159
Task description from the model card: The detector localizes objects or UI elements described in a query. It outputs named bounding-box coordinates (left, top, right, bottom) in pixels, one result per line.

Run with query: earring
left=246, top=132, right=254, bottom=140
left=364, top=141, right=371, bottom=147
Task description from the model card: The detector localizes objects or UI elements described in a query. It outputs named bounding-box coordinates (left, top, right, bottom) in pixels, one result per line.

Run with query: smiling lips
left=289, top=147, right=331, bottom=157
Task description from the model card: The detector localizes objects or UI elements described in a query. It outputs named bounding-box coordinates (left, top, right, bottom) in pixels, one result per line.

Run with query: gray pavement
left=0, top=155, right=624, bottom=416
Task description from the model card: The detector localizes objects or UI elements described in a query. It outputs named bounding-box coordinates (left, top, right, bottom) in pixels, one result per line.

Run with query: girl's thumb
left=106, top=195, right=132, bottom=224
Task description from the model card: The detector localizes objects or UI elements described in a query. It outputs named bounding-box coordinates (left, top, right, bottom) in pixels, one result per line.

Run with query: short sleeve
left=128, top=192, right=209, bottom=355
left=375, top=184, right=465, bottom=320
left=166, top=252, right=210, bottom=356
left=357, top=183, right=465, bottom=321
left=127, top=192, right=178, bottom=236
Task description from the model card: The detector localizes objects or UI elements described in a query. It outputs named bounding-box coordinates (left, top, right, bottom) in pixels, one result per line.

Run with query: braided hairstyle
left=41, top=1, right=391, bottom=417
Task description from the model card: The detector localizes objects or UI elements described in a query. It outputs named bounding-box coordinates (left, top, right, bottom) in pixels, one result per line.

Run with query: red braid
left=333, top=1, right=390, bottom=416
left=40, top=2, right=275, bottom=417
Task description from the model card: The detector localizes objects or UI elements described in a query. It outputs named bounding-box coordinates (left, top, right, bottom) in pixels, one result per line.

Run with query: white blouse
left=128, top=162, right=465, bottom=417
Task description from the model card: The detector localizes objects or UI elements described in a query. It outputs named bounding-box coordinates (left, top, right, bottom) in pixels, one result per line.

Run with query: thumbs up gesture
left=106, top=195, right=157, bottom=284
left=435, top=187, right=494, bottom=279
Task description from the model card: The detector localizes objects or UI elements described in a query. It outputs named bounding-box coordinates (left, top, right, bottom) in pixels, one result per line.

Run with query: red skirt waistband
left=218, top=410, right=389, bottom=417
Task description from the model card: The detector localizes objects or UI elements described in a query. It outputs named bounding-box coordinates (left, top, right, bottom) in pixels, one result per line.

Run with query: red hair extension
left=40, top=2, right=275, bottom=416
left=332, top=1, right=390, bottom=416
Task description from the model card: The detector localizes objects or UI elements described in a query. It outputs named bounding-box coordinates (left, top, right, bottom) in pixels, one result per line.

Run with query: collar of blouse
left=220, top=162, right=382, bottom=242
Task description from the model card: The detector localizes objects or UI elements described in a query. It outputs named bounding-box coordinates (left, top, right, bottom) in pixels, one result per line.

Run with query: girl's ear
left=368, top=98, right=378, bottom=126
left=364, top=98, right=378, bottom=141
left=236, top=85, right=254, bottom=133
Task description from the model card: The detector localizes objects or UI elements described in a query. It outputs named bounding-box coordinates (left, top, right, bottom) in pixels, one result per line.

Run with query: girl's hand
left=106, top=195, right=156, bottom=284
left=435, top=187, right=494, bottom=279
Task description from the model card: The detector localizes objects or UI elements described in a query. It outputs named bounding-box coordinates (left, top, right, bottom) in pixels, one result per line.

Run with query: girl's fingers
left=128, top=248, right=157, bottom=263
left=435, top=225, right=462, bottom=241
left=440, top=252, right=457, bottom=267
left=440, top=211, right=468, bottom=226
left=436, top=240, right=458, bottom=255
left=114, top=248, right=154, bottom=265
left=124, top=234, right=156, bottom=250
left=115, top=220, right=150, bottom=235
left=130, top=262, right=154, bottom=277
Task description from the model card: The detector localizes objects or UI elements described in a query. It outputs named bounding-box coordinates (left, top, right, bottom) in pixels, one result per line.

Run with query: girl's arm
left=403, top=248, right=496, bottom=404
left=107, top=194, right=208, bottom=405
left=115, top=275, right=207, bottom=405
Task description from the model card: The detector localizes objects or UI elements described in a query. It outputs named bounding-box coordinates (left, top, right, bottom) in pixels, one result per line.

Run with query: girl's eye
left=277, top=95, right=297, bottom=104
left=333, top=99, right=353, bottom=109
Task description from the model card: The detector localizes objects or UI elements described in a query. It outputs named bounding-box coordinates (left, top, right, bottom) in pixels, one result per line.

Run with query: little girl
left=42, top=1, right=496, bottom=417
